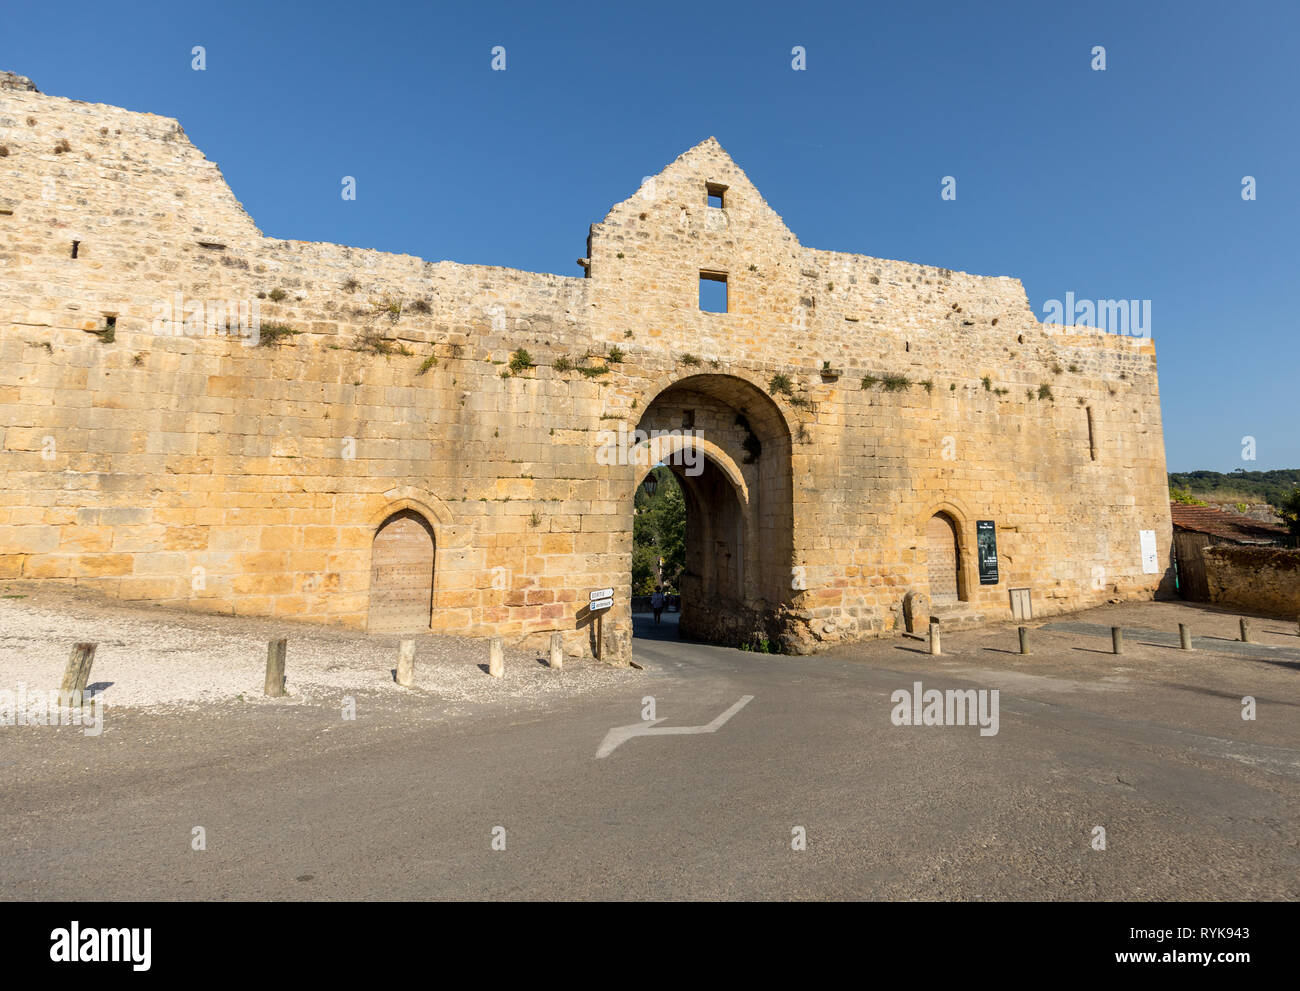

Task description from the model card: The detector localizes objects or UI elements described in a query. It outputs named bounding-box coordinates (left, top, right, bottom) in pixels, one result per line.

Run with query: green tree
left=1279, top=488, right=1300, bottom=540
left=632, top=467, right=687, bottom=594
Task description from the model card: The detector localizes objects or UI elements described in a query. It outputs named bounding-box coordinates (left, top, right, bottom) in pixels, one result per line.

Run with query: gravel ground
left=0, top=583, right=634, bottom=711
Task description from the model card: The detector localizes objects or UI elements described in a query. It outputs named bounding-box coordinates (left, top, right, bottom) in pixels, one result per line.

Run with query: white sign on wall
left=1139, top=529, right=1158, bottom=574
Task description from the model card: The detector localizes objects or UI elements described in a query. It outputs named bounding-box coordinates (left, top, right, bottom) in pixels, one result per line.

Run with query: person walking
left=651, top=587, right=665, bottom=626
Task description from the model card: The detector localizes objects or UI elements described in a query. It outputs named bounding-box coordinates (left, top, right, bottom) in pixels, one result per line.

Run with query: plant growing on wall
left=257, top=322, right=300, bottom=346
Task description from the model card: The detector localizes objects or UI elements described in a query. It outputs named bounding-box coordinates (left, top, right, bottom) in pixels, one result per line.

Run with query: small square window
left=706, top=182, right=727, bottom=209
left=699, top=271, right=727, bottom=313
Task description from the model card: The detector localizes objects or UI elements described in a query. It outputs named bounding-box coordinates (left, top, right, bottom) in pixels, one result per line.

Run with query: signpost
left=976, top=520, right=999, bottom=586
left=589, top=588, right=613, bottom=661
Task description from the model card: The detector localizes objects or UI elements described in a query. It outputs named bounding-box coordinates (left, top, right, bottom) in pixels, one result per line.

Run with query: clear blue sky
left=6, top=0, right=1296, bottom=472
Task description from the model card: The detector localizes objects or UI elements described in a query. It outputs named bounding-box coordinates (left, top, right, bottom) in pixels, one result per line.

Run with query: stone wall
left=0, top=75, right=1174, bottom=659
left=1203, top=546, right=1300, bottom=619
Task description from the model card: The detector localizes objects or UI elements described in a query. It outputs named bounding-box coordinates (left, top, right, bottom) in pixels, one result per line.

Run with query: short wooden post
left=928, top=619, right=941, bottom=656
left=1179, top=623, right=1192, bottom=650
left=396, top=639, right=416, bottom=687
left=264, top=639, right=287, bottom=697
left=489, top=637, right=504, bottom=678
left=1017, top=626, right=1029, bottom=655
left=549, top=632, right=563, bottom=671
left=1239, top=617, right=1253, bottom=643
left=60, top=642, right=97, bottom=703
left=1111, top=627, right=1123, bottom=655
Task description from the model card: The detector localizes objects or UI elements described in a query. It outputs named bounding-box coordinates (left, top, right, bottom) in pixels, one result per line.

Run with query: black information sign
left=976, top=520, right=999, bottom=585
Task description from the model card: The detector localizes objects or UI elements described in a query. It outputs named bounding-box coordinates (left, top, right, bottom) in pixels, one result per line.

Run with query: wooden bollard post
left=264, top=639, right=287, bottom=697
left=1111, top=627, right=1124, bottom=655
left=1239, top=617, right=1253, bottom=644
left=489, top=637, right=504, bottom=678
left=1179, top=623, right=1192, bottom=650
left=549, top=632, right=563, bottom=671
left=396, top=639, right=416, bottom=687
left=60, top=642, right=97, bottom=703
left=1018, top=626, right=1029, bottom=655
left=928, top=619, right=941, bottom=656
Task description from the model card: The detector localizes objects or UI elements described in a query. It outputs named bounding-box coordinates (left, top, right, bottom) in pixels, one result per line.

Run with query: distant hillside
left=1167, top=469, right=1300, bottom=509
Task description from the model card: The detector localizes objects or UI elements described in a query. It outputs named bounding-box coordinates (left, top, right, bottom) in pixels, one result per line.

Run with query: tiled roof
left=1170, top=503, right=1289, bottom=544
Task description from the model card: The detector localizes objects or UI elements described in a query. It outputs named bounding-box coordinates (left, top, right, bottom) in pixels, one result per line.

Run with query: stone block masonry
left=0, top=72, right=1173, bottom=660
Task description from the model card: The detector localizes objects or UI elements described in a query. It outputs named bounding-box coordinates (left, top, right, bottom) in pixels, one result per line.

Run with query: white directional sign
left=589, top=596, right=613, bottom=612
left=589, top=588, right=614, bottom=601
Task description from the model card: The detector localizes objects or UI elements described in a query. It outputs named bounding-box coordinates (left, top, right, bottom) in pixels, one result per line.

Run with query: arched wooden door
left=369, top=510, right=435, bottom=633
left=926, top=513, right=961, bottom=604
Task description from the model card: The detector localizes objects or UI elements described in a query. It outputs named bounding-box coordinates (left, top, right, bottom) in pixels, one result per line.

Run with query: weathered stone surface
left=0, top=71, right=38, bottom=92
left=0, top=76, right=1174, bottom=661
left=1203, top=546, right=1300, bottom=619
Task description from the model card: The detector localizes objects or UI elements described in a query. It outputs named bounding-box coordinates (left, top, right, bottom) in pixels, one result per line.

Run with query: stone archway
left=632, top=374, right=794, bottom=648
left=369, top=509, right=436, bottom=633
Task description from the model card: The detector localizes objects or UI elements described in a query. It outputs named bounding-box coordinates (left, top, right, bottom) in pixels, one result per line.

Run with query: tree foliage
left=1279, top=488, right=1300, bottom=539
left=632, top=467, right=686, bottom=595
left=1167, top=469, right=1300, bottom=509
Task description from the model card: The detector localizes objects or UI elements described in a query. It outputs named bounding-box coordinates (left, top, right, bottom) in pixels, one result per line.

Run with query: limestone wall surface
left=1203, top=546, right=1300, bottom=619
left=0, top=76, right=1174, bottom=658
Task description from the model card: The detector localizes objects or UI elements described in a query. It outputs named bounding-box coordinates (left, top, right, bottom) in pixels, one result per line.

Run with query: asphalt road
left=2, top=602, right=1297, bottom=900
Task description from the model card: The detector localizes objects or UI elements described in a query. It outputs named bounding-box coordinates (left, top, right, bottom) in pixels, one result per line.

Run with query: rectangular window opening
left=706, top=182, right=727, bottom=209
left=699, top=271, right=728, bottom=313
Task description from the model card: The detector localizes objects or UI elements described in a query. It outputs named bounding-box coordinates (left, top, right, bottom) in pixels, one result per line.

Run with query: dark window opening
left=104, top=315, right=117, bottom=331
left=699, top=271, right=728, bottom=313
left=681, top=410, right=695, bottom=430
left=706, top=182, right=727, bottom=209
left=70, top=240, right=80, bottom=259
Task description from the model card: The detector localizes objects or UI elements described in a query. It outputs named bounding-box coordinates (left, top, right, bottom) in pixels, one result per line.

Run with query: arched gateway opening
left=629, top=374, right=794, bottom=649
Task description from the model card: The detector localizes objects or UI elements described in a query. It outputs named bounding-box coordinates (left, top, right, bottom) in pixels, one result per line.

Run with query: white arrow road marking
left=595, top=695, right=754, bottom=759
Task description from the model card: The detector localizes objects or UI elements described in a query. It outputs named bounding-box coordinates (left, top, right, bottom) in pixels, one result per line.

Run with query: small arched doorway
left=369, top=509, right=435, bottom=633
left=925, top=512, right=962, bottom=605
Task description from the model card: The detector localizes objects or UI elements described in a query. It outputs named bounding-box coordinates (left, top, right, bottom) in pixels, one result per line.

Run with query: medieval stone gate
left=0, top=73, right=1174, bottom=661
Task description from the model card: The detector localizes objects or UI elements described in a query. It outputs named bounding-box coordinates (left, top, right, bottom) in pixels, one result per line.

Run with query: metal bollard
left=1111, top=627, right=1123, bottom=655
left=1179, top=623, right=1192, bottom=651
left=1018, top=626, right=1029, bottom=655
